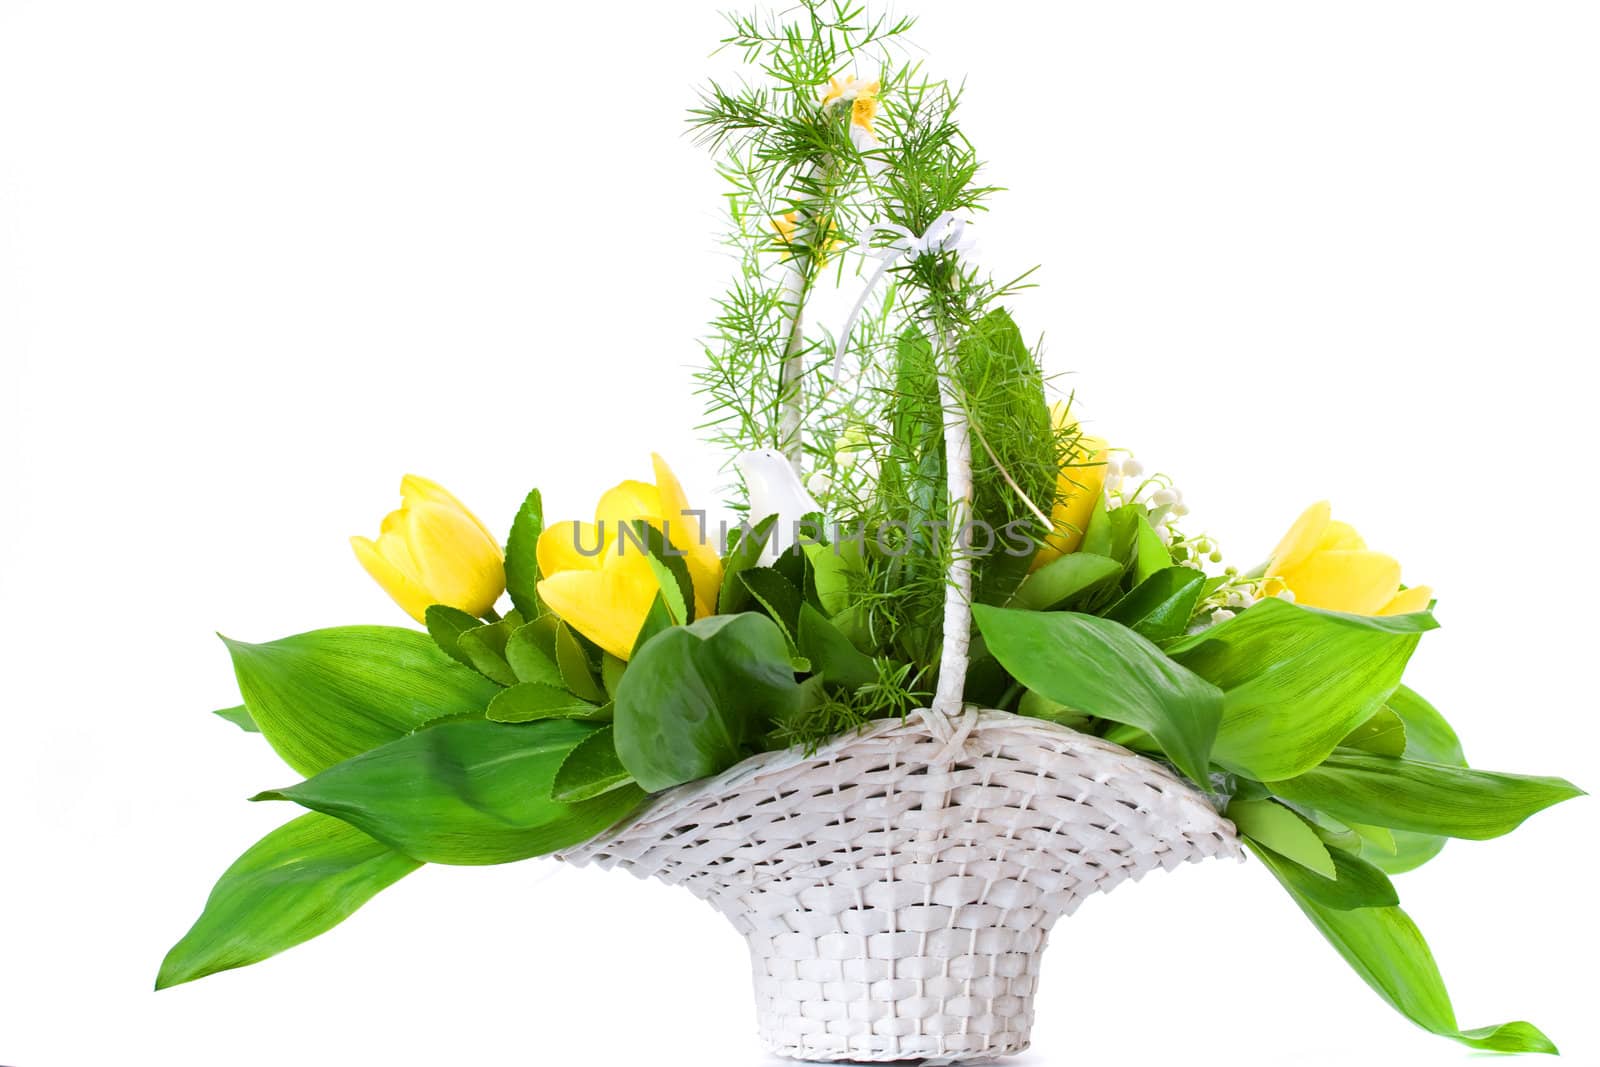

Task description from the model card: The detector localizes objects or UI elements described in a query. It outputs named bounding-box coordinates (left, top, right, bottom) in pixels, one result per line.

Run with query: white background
left=2, top=1, right=1597, bottom=1064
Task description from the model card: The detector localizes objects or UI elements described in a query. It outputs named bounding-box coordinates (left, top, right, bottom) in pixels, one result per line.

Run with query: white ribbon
left=835, top=210, right=976, bottom=368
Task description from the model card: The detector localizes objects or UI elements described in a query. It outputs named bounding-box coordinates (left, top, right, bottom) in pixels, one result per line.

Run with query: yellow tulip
left=1029, top=407, right=1109, bottom=572
left=1264, top=501, right=1432, bottom=616
left=351, top=475, right=505, bottom=623
left=536, top=454, right=723, bottom=661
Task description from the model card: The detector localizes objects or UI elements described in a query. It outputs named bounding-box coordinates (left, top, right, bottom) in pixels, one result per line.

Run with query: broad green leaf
left=456, top=618, right=519, bottom=686
left=504, top=488, right=545, bottom=619
left=1168, top=598, right=1435, bottom=780
left=1228, top=799, right=1335, bottom=879
left=255, top=720, right=643, bottom=865
left=1105, top=566, right=1205, bottom=641
left=213, top=704, right=258, bottom=732
left=1079, top=495, right=1112, bottom=557
left=504, top=621, right=565, bottom=688
left=555, top=622, right=606, bottom=703
left=1347, top=821, right=1398, bottom=855
left=804, top=537, right=864, bottom=617
left=551, top=725, right=634, bottom=802
left=156, top=813, right=418, bottom=989
left=1131, top=512, right=1170, bottom=584
left=718, top=514, right=779, bottom=615
left=424, top=604, right=482, bottom=669
left=740, top=566, right=803, bottom=642
left=797, top=603, right=877, bottom=691
left=486, top=682, right=606, bottom=723
left=600, top=653, right=627, bottom=700
left=1366, top=686, right=1466, bottom=873
left=1249, top=837, right=1398, bottom=910
left=1008, top=552, right=1122, bottom=612
left=1341, top=707, right=1407, bottom=757
left=1017, top=688, right=1091, bottom=731
left=222, top=627, right=499, bottom=776
left=614, top=613, right=800, bottom=791
left=1258, top=853, right=1558, bottom=1053
left=1268, top=751, right=1582, bottom=841
left=972, top=605, right=1222, bottom=785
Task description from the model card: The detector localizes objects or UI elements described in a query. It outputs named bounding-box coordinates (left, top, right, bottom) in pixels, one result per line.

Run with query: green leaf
left=614, top=613, right=800, bottom=792
left=222, top=627, right=499, bottom=777
left=1249, top=837, right=1399, bottom=910
left=1105, top=566, right=1205, bottom=641
left=1168, top=598, right=1435, bottom=780
left=1341, top=707, right=1407, bottom=757
left=972, top=605, right=1222, bottom=785
left=1267, top=750, right=1583, bottom=841
left=555, top=622, right=607, bottom=703
left=156, top=813, right=418, bottom=989
left=486, top=682, right=606, bottom=723
left=504, top=621, right=566, bottom=688
left=740, top=566, right=803, bottom=642
left=504, top=488, right=545, bottom=619
left=254, top=720, right=643, bottom=865
left=1080, top=495, right=1112, bottom=557
left=1366, top=686, right=1467, bottom=873
left=600, top=653, right=627, bottom=700
left=1008, top=552, right=1122, bottom=612
left=797, top=603, right=877, bottom=691
left=630, top=594, right=678, bottom=657
left=804, top=537, right=864, bottom=617
left=1131, top=512, right=1170, bottom=584
left=718, top=514, right=779, bottom=615
left=424, top=604, right=482, bottom=669
left=626, top=519, right=696, bottom=623
left=551, top=725, right=634, bottom=802
left=213, top=704, right=258, bottom=732
left=1227, top=799, right=1335, bottom=879
left=1258, top=852, right=1558, bottom=1053
left=1017, top=688, right=1091, bottom=731
left=456, top=618, right=519, bottom=686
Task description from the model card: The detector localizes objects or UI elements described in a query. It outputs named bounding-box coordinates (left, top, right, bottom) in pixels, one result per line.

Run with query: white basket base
left=561, top=709, right=1240, bottom=1063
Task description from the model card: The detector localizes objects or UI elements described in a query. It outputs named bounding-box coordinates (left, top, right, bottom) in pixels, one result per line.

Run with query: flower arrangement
left=159, top=4, right=1581, bottom=1060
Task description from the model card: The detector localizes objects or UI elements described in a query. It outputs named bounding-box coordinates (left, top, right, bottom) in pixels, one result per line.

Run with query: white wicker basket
left=560, top=709, right=1240, bottom=1062
left=558, top=255, right=1240, bottom=1062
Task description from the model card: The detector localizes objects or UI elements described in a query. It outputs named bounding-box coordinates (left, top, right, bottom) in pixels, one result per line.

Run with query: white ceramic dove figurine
left=736, top=449, right=822, bottom=565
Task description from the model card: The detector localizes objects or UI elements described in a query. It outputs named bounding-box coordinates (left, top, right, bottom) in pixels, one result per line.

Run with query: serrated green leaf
left=555, top=622, right=606, bottom=703
left=718, top=514, right=779, bottom=615
left=1228, top=799, right=1335, bottom=879
left=156, top=813, right=418, bottom=989
left=1105, top=565, right=1206, bottom=641
left=797, top=602, right=877, bottom=690
left=551, top=725, right=634, bottom=802
left=1008, top=552, right=1122, bottom=612
left=1168, top=598, right=1435, bottom=780
left=1268, top=750, right=1582, bottom=841
left=972, top=605, right=1221, bottom=786
left=486, top=683, right=605, bottom=723
left=504, top=488, right=545, bottom=619
left=504, top=621, right=565, bottom=687
left=222, top=627, right=499, bottom=776
left=740, top=566, right=803, bottom=642
left=456, top=619, right=518, bottom=686
left=423, top=604, right=482, bottom=668
left=254, top=720, right=642, bottom=865
left=213, top=704, right=258, bottom=732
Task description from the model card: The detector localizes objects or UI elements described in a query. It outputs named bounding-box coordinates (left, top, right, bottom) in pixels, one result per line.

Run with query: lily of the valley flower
left=1264, top=501, right=1432, bottom=616
left=820, top=75, right=880, bottom=136
left=535, top=455, right=722, bottom=660
left=737, top=449, right=821, bottom=564
left=351, top=475, right=505, bottom=622
left=1029, top=408, right=1109, bottom=572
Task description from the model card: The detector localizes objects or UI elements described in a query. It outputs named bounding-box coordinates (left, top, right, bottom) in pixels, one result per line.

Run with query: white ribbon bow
left=836, top=211, right=976, bottom=362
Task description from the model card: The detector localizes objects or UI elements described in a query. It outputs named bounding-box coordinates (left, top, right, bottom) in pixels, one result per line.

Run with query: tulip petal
left=652, top=454, right=723, bottom=613
left=538, top=521, right=606, bottom=576
left=537, top=550, right=659, bottom=661
left=1267, top=501, right=1333, bottom=576
left=595, top=480, right=662, bottom=532
left=401, top=474, right=500, bottom=548
left=1317, top=520, right=1367, bottom=553
left=351, top=535, right=434, bottom=623
left=1278, top=550, right=1403, bottom=616
left=1031, top=436, right=1107, bottom=572
left=403, top=503, right=506, bottom=618
left=1380, top=585, right=1434, bottom=616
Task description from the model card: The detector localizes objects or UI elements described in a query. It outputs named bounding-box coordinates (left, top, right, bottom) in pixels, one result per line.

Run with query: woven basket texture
left=560, top=708, right=1240, bottom=1063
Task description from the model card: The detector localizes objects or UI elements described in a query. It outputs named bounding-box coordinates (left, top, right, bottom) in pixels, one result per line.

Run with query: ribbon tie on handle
left=835, top=211, right=976, bottom=362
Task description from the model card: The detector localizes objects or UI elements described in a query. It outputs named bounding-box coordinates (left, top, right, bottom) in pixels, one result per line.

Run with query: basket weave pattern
left=562, top=709, right=1240, bottom=1062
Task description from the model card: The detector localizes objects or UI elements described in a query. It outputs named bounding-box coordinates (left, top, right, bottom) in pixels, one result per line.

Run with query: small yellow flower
left=536, top=455, right=723, bottom=660
left=771, top=211, right=841, bottom=265
left=1264, top=502, right=1432, bottom=616
left=351, top=475, right=505, bottom=623
left=772, top=211, right=799, bottom=247
left=820, top=75, right=881, bottom=135
left=1029, top=406, right=1108, bottom=572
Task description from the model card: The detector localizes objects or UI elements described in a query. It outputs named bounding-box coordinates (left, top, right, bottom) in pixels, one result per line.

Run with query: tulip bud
left=351, top=475, right=505, bottom=623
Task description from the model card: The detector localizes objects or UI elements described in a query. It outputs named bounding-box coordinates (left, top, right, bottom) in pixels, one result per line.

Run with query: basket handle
left=930, top=330, right=973, bottom=718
